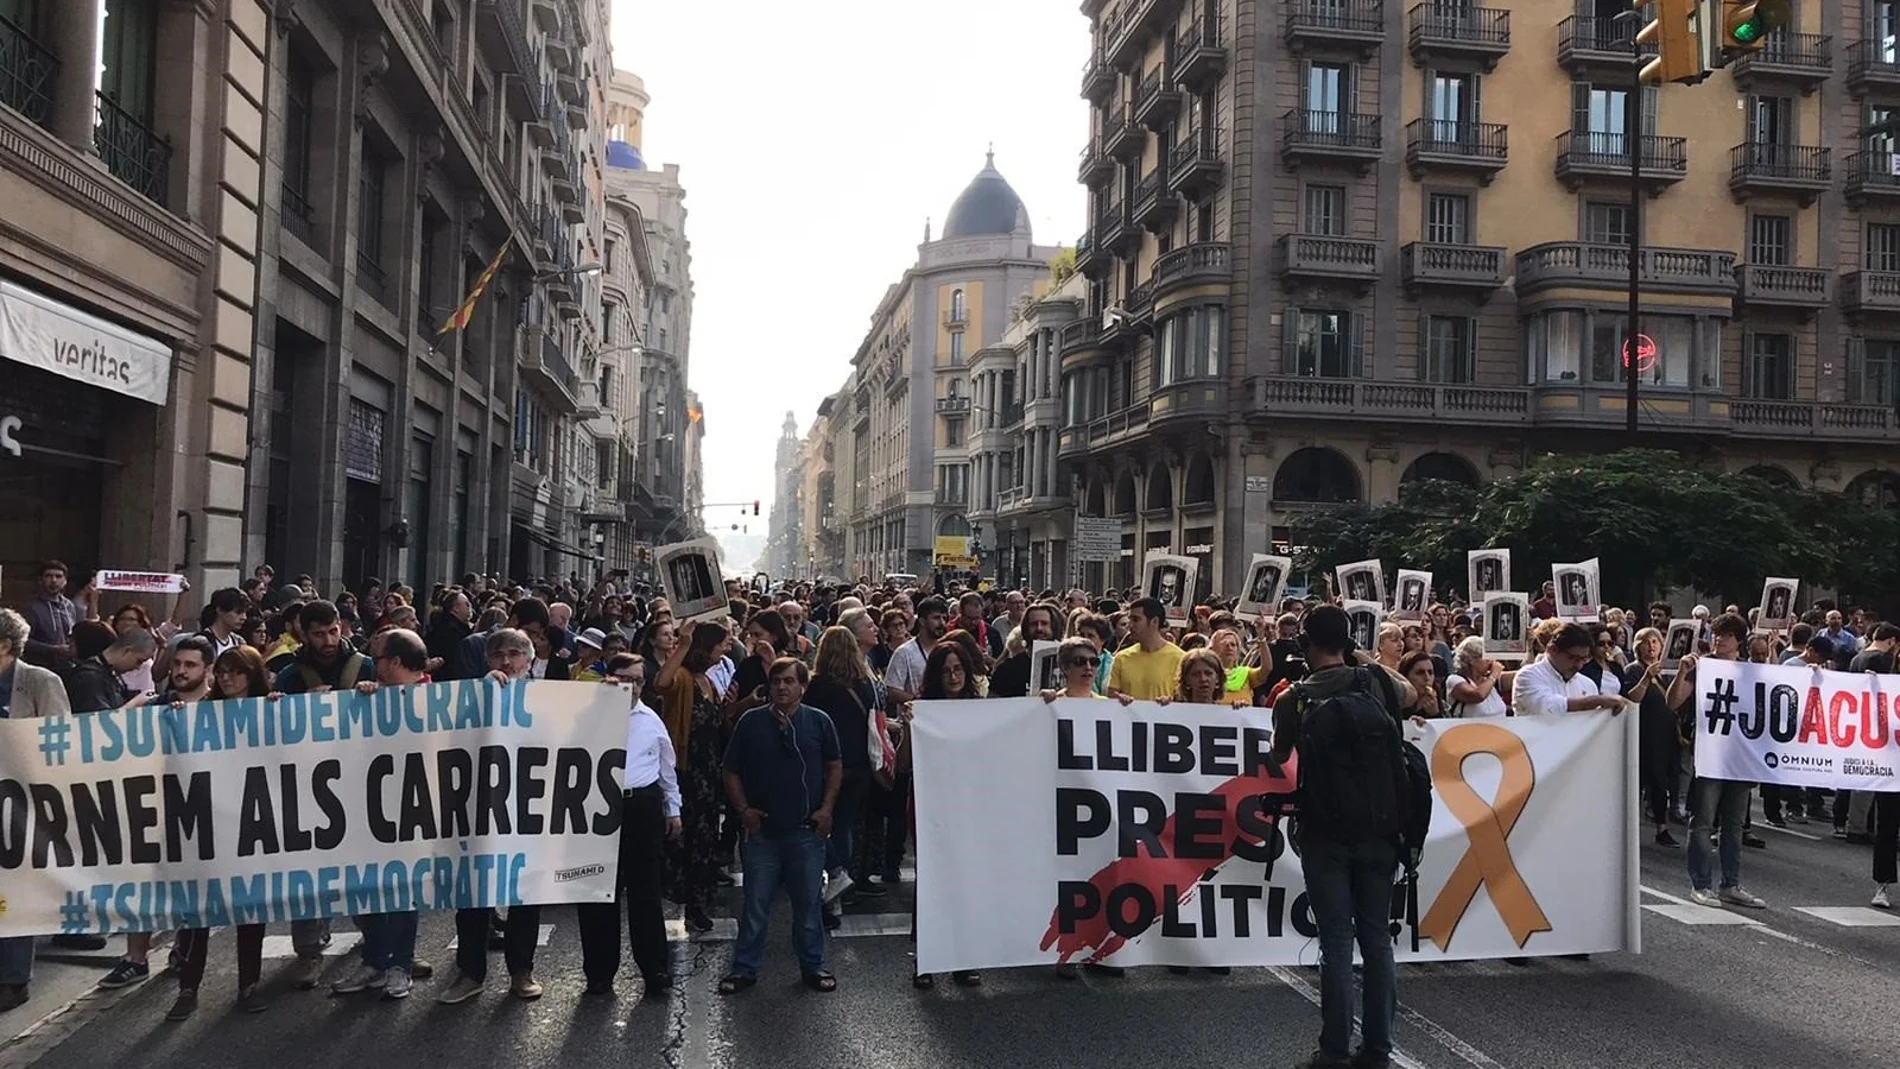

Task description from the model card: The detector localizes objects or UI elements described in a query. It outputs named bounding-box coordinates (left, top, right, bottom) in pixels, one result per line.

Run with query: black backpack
left=1295, top=668, right=1433, bottom=871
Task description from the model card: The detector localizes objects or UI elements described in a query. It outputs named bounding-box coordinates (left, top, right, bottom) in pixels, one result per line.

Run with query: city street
left=4, top=804, right=1892, bottom=1069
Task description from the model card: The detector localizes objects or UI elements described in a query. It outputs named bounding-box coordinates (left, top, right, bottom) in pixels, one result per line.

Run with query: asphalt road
left=3, top=805, right=1891, bottom=1069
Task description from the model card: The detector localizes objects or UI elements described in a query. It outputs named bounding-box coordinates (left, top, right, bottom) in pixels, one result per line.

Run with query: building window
left=1302, top=185, right=1345, bottom=236
left=357, top=143, right=390, bottom=301
left=1530, top=310, right=1703, bottom=387
left=1289, top=309, right=1358, bottom=378
left=282, top=48, right=316, bottom=242
left=1584, top=201, right=1633, bottom=245
left=1303, top=62, right=1349, bottom=131
left=1421, top=315, right=1475, bottom=383
left=1590, top=312, right=1694, bottom=386
left=1744, top=333, right=1794, bottom=399
left=950, top=288, right=967, bottom=323
left=949, top=332, right=964, bottom=362
left=1426, top=71, right=1478, bottom=143
left=1572, top=82, right=1657, bottom=157
left=1869, top=223, right=1900, bottom=271
left=1746, top=93, right=1791, bottom=145
left=944, top=418, right=962, bottom=447
left=1426, top=192, right=1469, bottom=244
left=1850, top=339, right=1900, bottom=404
left=1748, top=214, right=1791, bottom=265
left=1156, top=306, right=1224, bottom=386
left=100, top=0, right=157, bottom=122
left=344, top=399, right=385, bottom=482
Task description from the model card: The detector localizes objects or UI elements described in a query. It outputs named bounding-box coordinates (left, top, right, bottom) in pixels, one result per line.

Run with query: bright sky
left=607, top=0, right=1089, bottom=529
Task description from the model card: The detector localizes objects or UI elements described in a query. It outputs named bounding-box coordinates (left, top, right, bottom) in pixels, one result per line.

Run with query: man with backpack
left=1271, top=605, right=1428, bottom=1069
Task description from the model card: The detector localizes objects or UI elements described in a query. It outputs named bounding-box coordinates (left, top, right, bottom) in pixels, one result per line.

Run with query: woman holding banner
left=911, top=642, right=983, bottom=990
left=168, top=646, right=275, bottom=1020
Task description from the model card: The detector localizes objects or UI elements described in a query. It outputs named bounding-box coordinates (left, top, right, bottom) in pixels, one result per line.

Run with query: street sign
left=1072, top=516, right=1121, bottom=563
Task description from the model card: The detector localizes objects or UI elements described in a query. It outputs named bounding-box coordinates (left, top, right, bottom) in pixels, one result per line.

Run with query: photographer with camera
left=1270, top=605, right=1429, bottom=1069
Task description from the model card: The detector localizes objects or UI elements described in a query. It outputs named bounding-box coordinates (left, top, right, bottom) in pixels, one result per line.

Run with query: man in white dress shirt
left=577, top=652, right=682, bottom=997
left=1511, top=623, right=1625, bottom=718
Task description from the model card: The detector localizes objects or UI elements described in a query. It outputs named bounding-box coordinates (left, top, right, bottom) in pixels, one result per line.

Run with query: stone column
left=46, top=0, right=100, bottom=151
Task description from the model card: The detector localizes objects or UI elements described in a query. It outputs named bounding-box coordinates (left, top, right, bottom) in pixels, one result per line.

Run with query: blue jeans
left=1688, top=777, right=1752, bottom=892
left=356, top=912, right=419, bottom=970
left=0, top=937, right=31, bottom=986
left=731, top=826, right=827, bottom=979
left=827, top=774, right=868, bottom=875
left=1301, top=837, right=1399, bottom=1064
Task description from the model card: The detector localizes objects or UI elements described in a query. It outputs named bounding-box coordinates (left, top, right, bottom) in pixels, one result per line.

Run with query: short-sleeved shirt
left=723, top=704, right=842, bottom=836
left=1107, top=643, right=1186, bottom=701
left=885, top=638, right=927, bottom=696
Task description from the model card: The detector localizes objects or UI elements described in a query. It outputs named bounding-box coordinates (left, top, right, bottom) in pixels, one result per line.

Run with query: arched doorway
left=1273, top=447, right=1360, bottom=503
left=1740, top=464, right=1797, bottom=488
left=1401, top=451, right=1480, bottom=486
left=1113, top=469, right=1138, bottom=515
left=1183, top=453, right=1216, bottom=505
left=1847, top=469, right=1900, bottom=509
left=1146, top=463, right=1174, bottom=512
left=937, top=513, right=971, bottom=538
left=1085, top=475, right=1108, bottom=517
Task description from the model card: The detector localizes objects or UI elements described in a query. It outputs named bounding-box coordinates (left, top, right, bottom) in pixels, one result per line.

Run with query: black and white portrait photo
left=1141, top=554, right=1198, bottom=627
left=1663, top=620, right=1698, bottom=668
left=1756, top=577, right=1799, bottom=632
left=1032, top=640, right=1061, bottom=693
left=1552, top=557, right=1600, bottom=622
left=1482, top=592, right=1530, bottom=660
left=1237, top=554, right=1292, bottom=616
left=1468, top=549, right=1510, bottom=602
left=1343, top=600, right=1383, bottom=653
left=655, top=538, right=729, bottom=623
left=1394, top=569, right=1431, bottom=621
left=1336, top=559, right=1385, bottom=610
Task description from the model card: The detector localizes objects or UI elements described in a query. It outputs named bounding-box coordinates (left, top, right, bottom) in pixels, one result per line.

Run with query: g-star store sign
left=0, top=281, right=171, bottom=406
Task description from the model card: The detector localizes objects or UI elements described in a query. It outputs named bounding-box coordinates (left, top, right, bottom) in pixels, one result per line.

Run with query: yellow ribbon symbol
left=1418, top=724, right=1552, bottom=951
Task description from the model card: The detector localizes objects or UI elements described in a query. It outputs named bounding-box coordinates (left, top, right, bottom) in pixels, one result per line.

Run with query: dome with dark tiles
left=943, top=151, right=1029, bottom=239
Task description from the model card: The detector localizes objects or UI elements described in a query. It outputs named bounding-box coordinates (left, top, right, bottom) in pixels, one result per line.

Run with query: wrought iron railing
left=0, top=15, right=57, bottom=126
left=95, top=92, right=172, bottom=205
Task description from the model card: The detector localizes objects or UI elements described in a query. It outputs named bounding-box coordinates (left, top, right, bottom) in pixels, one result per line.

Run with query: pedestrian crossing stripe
left=443, top=923, right=557, bottom=951
left=1641, top=904, right=1761, bottom=926
left=729, top=868, right=916, bottom=888
left=1791, top=907, right=1900, bottom=928
left=260, top=933, right=363, bottom=959
left=663, top=912, right=912, bottom=943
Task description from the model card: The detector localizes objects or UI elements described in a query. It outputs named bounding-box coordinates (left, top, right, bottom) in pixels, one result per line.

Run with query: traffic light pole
left=1626, top=47, right=1643, bottom=440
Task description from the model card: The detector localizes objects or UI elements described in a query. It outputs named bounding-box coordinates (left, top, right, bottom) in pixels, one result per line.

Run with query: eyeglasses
left=1068, top=656, right=1100, bottom=669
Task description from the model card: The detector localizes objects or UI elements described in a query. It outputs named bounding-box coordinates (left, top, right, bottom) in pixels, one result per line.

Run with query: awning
left=0, top=280, right=171, bottom=405
left=516, top=525, right=601, bottom=562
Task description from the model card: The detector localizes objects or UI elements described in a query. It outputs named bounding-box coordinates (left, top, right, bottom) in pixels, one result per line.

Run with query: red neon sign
left=1621, top=334, right=1658, bottom=374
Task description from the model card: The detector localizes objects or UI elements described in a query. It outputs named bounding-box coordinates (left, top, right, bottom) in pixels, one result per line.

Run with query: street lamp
left=533, top=262, right=603, bottom=284
left=969, top=523, right=985, bottom=574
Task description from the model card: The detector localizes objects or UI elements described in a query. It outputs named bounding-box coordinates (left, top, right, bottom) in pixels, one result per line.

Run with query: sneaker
left=411, top=959, right=435, bottom=980
left=854, top=876, right=888, bottom=898
left=97, top=958, right=150, bottom=989
left=883, top=864, right=903, bottom=884
left=1873, top=884, right=1893, bottom=909
left=1053, top=963, right=1079, bottom=980
left=1084, top=963, right=1125, bottom=978
left=823, top=868, right=855, bottom=904
left=234, top=985, right=269, bottom=1014
left=1764, top=815, right=1786, bottom=829
left=382, top=967, right=413, bottom=1000
left=436, top=976, right=484, bottom=1005
left=1833, top=826, right=1849, bottom=839
left=1719, top=886, right=1766, bottom=909
left=1687, top=887, right=1722, bottom=907
left=331, top=965, right=385, bottom=994
left=1653, top=829, right=1680, bottom=848
left=165, top=989, right=198, bottom=1021
left=1742, top=832, right=1767, bottom=849
left=510, top=972, right=543, bottom=1000
left=288, top=956, right=325, bottom=990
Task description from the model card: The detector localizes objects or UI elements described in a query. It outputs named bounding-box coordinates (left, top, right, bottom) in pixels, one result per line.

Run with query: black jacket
left=60, top=657, right=130, bottom=715
left=804, top=674, right=872, bottom=777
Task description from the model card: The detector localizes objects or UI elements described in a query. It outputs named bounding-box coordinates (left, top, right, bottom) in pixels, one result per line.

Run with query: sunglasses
left=1068, top=656, right=1100, bottom=669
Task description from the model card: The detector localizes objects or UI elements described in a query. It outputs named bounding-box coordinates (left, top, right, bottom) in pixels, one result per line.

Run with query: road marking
left=731, top=868, right=915, bottom=888
left=1641, top=904, right=1760, bottom=926
left=665, top=912, right=912, bottom=943
left=1756, top=823, right=1823, bottom=841
left=260, top=932, right=362, bottom=959
left=1266, top=964, right=1511, bottom=1069
left=1642, top=886, right=1887, bottom=968
left=444, top=924, right=556, bottom=950
left=1791, top=906, right=1900, bottom=928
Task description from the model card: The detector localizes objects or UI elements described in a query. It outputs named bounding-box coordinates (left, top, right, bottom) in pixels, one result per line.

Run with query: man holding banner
left=1681, top=614, right=1767, bottom=910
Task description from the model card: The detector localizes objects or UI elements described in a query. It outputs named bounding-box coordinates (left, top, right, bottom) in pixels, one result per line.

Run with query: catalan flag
left=438, top=236, right=514, bottom=335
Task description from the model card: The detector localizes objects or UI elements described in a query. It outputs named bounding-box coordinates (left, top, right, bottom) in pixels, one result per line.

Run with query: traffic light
left=752, top=500, right=760, bottom=515
left=1714, top=0, right=1788, bottom=58
left=1634, top=0, right=1706, bottom=85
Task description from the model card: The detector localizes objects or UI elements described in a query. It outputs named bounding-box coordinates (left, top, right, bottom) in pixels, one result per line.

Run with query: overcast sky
left=607, top=0, right=1089, bottom=545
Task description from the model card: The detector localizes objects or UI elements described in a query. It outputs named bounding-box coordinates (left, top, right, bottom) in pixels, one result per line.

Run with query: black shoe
left=714, top=870, right=736, bottom=888
left=0, top=985, right=27, bottom=1013
left=822, top=909, right=842, bottom=932
left=234, top=985, right=269, bottom=1014
left=1503, top=957, right=1530, bottom=967
left=165, top=989, right=198, bottom=1021
left=49, top=934, right=108, bottom=952
left=584, top=980, right=614, bottom=996
left=1167, top=965, right=1192, bottom=974
left=1743, top=832, right=1767, bottom=849
left=854, top=877, right=888, bottom=898
left=97, top=958, right=150, bottom=989
left=642, top=973, right=674, bottom=993
left=1205, top=966, right=1232, bottom=975
left=1083, top=963, right=1124, bottom=978
left=1654, top=828, right=1680, bottom=848
left=883, top=865, right=903, bottom=884
left=1764, top=815, right=1787, bottom=829
left=952, top=970, right=982, bottom=987
left=1349, top=1052, right=1394, bottom=1069
left=1561, top=953, right=1591, bottom=961
left=685, top=906, right=714, bottom=933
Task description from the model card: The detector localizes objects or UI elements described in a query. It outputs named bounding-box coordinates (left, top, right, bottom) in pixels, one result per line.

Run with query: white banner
left=0, top=280, right=172, bottom=405
left=94, top=569, right=187, bottom=594
left=1693, top=659, right=1900, bottom=790
left=913, top=700, right=1640, bottom=973
left=0, top=680, right=629, bottom=937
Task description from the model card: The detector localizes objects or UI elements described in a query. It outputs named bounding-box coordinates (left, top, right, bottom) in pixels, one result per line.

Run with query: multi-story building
left=241, top=0, right=614, bottom=591
left=0, top=0, right=274, bottom=595
left=604, top=85, right=698, bottom=548
left=1072, top=0, right=1900, bottom=598
left=597, top=143, right=654, bottom=576
left=767, top=411, right=802, bottom=575
left=968, top=271, right=1089, bottom=591
left=835, top=153, right=1064, bottom=578
left=799, top=397, right=844, bottom=578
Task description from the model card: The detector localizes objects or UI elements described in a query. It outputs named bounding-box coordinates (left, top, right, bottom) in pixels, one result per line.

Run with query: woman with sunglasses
left=168, top=646, right=275, bottom=1019
left=910, top=642, right=983, bottom=990
left=1039, top=636, right=1109, bottom=702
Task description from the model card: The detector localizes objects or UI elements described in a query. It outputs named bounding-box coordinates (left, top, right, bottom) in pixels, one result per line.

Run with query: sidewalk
left=0, top=937, right=146, bottom=1069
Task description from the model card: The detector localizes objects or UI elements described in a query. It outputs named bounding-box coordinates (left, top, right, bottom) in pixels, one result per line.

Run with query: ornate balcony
left=1731, top=400, right=1900, bottom=441
left=1399, top=242, right=1506, bottom=293
left=1728, top=143, right=1831, bottom=203
left=1283, top=109, right=1382, bottom=170
left=1553, top=130, right=1687, bottom=191
left=1404, top=119, right=1507, bottom=182
left=1082, top=54, right=1115, bottom=104
left=934, top=396, right=972, bottom=414
left=1277, top=234, right=1380, bottom=286
left=1176, top=20, right=1228, bottom=92
left=1249, top=376, right=1531, bottom=427
left=94, top=92, right=171, bottom=207
left=1076, top=229, right=1111, bottom=279
left=1729, top=31, right=1832, bottom=93
left=1847, top=39, right=1900, bottom=95
left=1167, top=131, right=1224, bottom=198
left=1078, top=140, right=1113, bottom=187
left=1132, top=66, right=1182, bottom=131
left=1285, top=0, right=1385, bottom=56
left=1557, top=15, right=1654, bottom=75
left=475, top=0, right=533, bottom=77
left=1407, top=4, right=1510, bottom=70
left=1734, top=265, right=1830, bottom=311
left=1132, top=169, right=1177, bottom=231
left=1149, top=380, right=1227, bottom=433
left=1845, top=151, right=1900, bottom=202
left=1841, top=271, right=1900, bottom=315
left=1153, top=242, right=1231, bottom=298
left=1059, top=318, right=1110, bottom=361
left=1098, top=202, right=1139, bottom=255
left=1514, top=242, right=1735, bottom=297
left=1103, top=102, right=1144, bottom=161
left=523, top=327, right=581, bottom=412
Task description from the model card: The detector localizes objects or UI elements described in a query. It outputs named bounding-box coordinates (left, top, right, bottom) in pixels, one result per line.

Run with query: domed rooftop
left=942, top=151, right=1029, bottom=240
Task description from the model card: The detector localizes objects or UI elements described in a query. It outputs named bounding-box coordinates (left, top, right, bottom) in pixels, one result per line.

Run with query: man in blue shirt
left=717, top=657, right=842, bottom=995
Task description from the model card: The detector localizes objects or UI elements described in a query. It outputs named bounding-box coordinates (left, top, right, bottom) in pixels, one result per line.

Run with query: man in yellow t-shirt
left=1106, top=597, right=1185, bottom=701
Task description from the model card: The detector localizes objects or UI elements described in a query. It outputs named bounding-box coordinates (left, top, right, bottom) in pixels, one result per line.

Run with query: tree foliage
left=1285, top=449, right=1900, bottom=606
